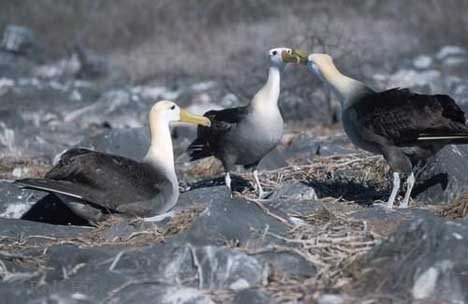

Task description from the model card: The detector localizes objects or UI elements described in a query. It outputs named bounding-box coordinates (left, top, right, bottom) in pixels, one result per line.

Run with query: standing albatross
left=16, top=101, right=211, bottom=222
left=291, top=51, right=468, bottom=208
left=188, top=47, right=301, bottom=198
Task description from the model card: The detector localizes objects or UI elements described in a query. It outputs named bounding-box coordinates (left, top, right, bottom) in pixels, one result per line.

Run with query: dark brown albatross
left=292, top=51, right=468, bottom=208
left=16, top=101, right=211, bottom=222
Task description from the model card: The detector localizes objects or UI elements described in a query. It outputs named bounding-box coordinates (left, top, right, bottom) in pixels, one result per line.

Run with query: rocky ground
left=1, top=28, right=468, bottom=303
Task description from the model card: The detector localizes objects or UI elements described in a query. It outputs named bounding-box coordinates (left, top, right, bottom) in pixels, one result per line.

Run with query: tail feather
left=16, top=179, right=117, bottom=213
left=15, top=179, right=84, bottom=200
left=417, top=134, right=468, bottom=144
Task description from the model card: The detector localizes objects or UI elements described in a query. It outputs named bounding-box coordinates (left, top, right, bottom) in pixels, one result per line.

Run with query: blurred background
left=0, top=0, right=468, bottom=161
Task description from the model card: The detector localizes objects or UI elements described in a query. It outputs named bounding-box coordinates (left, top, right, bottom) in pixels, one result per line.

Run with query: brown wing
left=354, top=88, right=468, bottom=145
left=16, top=148, right=170, bottom=211
left=187, top=106, right=249, bottom=160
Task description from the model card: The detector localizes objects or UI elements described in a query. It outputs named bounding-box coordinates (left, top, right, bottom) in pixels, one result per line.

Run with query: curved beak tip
left=180, top=109, right=211, bottom=127
left=280, top=49, right=308, bottom=65
left=291, top=49, right=309, bottom=65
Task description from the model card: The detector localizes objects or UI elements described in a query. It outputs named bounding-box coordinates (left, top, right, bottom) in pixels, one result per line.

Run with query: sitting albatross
left=291, top=50, right=468, bottom=208
left=16, top=101, right=211, bottom=222
left=187, top=47, right=300, bottom=198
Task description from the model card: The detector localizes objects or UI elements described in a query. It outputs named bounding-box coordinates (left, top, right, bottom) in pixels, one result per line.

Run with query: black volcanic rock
left=3, top=242, right=272, bottom=303
left=414, top=145, right=468, bottom=205
left=353, top=214, right=468, bottom=303
left=0, top=217, right=89, bottom=239
left=0, top=181, right=46, bottom=219
left=173, top=186, right=289, bottom=246
left=233, top=288, right=271, bottom=304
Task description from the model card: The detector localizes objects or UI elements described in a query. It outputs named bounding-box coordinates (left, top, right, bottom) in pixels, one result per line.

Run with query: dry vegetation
left=0, top=156, right=50, bottom=179
left=0, top=151, right=451, bottom=302
left=440, top=191, right=468, bottom=219
left=0, top=153, right=389, bottom=302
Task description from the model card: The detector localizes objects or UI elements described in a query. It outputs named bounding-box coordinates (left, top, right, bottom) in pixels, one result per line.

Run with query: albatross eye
left=272, top=50, right=277, bottom=56
left=170, top=105, right=176, bottom=110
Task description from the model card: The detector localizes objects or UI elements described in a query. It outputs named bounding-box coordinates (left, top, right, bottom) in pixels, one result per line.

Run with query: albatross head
left=150, top=100, right=211, bottom=127
left=289, top=51, right=367, bottom=102
left=287, top=51, right=334, bottom=83
left=145, top=100, right=211, bottom=178
left=284, top=50, right=332, bottom=80
left=306, top=53, right=334, bottom=77
left=268, top=47, right=302, bottom=66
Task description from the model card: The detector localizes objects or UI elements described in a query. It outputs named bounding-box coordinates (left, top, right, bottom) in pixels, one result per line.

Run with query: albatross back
left=17, top=148, right=174, bottom=215
left=352, top=88, right=468, bottom=146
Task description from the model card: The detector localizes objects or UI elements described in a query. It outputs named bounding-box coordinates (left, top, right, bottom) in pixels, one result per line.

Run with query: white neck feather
left=317, top=61, right=367, bottom=106
left=251, top=65, right=281, bottom=113
left=144, top=116, right=177, bottom=182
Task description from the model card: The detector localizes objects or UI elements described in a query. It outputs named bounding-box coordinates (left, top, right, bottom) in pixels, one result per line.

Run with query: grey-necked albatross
left=187, top=47, right=301, bottom=198
left=16, top=100, right=211, bottom=222
left=291, top=50, right=468, bottom=208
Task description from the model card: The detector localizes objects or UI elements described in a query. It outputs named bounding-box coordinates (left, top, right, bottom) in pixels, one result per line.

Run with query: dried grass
left=160, top=205, right=206, bottom=237
left=0, top=151, right=432, bottom=301
left=181, top=157, right=223, bottom=182
left=233, top=203, right=382, bottom=303
left=0, top=156, right=51, bottom=179
left=237, top=152, right=388, bottom=203
left=440, top=191, right=468, bottom=219
left=223, top=153, right=389, bottom=301
left=266, top=211, right=380, bottom=289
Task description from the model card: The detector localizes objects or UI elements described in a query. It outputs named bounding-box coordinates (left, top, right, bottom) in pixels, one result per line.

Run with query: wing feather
left=17, top=149, right=168, bottom=211
left=354, top=88, right=468, bottom=145
left=188, top=106, right=249, bottom=160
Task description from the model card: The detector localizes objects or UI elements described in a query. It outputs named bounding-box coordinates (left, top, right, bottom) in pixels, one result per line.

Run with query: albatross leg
left=386, top=172, right=400, bottom=208
left=253, top=169, right=265, bottom=199
left=225, top=172, right=233, bottom=198
left=400, top=172, right=415, bottom=208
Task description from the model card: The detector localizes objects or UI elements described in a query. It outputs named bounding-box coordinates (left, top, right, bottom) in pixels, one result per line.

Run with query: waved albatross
left=292, top=51, right=468, bottom=208
left=188, top=48, right=301, bottom=197
left=16, top=101, right=211, bottom=222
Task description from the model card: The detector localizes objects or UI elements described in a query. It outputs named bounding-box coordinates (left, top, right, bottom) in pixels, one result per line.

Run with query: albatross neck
left=318, top=61, right=368, bottom=107
left=144, top=117, right=177, bottom=182
left=251, top=65, right=281, bottom=112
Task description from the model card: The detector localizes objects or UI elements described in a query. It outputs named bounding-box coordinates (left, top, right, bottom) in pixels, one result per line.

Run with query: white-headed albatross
left=16, top=101, right=211, bottom=222
left=291, top=51, right=468, bottom=208
left=188, top=47, right=301, bottom=198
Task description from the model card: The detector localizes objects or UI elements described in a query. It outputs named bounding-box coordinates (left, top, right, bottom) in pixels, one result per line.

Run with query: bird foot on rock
left=384, top=198, right=395, bottom=209
left=257, top=190, right=271, bottom=200
left=399, top=199, right=410, bottom=209
left=373, top=199, right=396, bottom=209
left=228, top=190, right=243, bottom=199
left=380, top=196, right=409, bottom=209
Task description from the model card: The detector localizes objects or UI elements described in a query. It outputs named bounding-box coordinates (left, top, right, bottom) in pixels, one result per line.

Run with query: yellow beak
left=179, top=109, right=211, bottom=127
left=281, top=50, right=302, bottom=63
left=281, top=49, right=309, bottom=64
left=290, top=49, right=309, bottom=65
